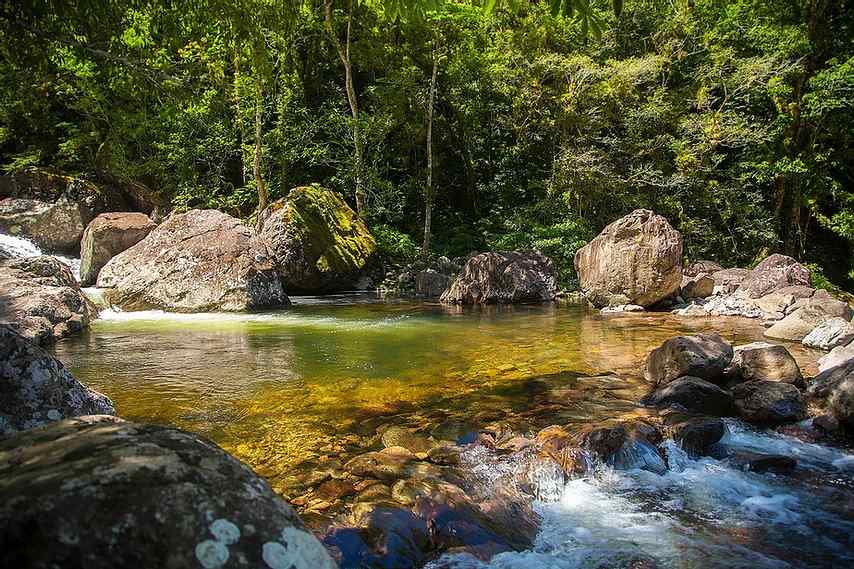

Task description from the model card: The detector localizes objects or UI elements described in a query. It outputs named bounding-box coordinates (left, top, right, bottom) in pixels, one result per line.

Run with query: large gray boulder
left=731, top=381, right=806, bottom=425
left=0, top=326, right=114, bottom=436
left=0, top=256, right=97, bottom=343
left=257, top=186, right=376, bottom=293
left=803, top=318, right=854, bottom=351
left=644, top=333, right=733, bottom=386
left=0, top=416, right=337, bottom=569
left=79, top=212, right=156, bottom=286
left=729, top=342, right=802, bottom=385
left=574, top=209, right=683, bottom=308
left=441, top=251, right=556, bottom=304
left=736, top=254, right=811, bottom=299
left=98, top=209, right=287, bottom=312
left=764, top=291, right=853, bottom=341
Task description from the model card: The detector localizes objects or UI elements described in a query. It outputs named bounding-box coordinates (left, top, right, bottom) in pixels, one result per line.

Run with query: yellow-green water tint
left=50, top=295, right=823, bottom=497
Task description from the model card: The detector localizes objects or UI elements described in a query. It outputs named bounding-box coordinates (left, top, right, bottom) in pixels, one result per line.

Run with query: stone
left=574, top=209, right=683, bottom=308
left=581, top=422, right=667, bottom=474
left=381, top=426, right=435, bottom=454
left=79, top=212, right=156, bottom=286
left=775, top=285, right=816, bottom=299
left=688, top=294, right=763, bottom=318
left=440, top=251, right=557, bottom=304
left=98, top=209, right=287, bottom=311
left=736, top=254, right=811, bottom=299
left=731, top=381, right=806, bottom=425
left=711, top=268, right=750, bottom=295
left=343, top=450, right=416, bottom=482
left=0, top=326, right=114, bottom=436
left=818, top=343, right=854, bottom=373
left=764, top=293, right=853, bottom=341
left=828, top=377, right=854, bottom=427
left=0, top=256, right=97, bottom=344
left=803, top=318, right=854, bottom=351
left=644, top=333, right=733, bottom=386
left=600, top=304, right=645, bottom=313
left=729, top=342, right=802, bottom=385
left=415, top=269, right=451, bottom=298
left=0, top=416, right=336, bottom=569
left=324, top=506, right=430, bottom=569
left=808, top=358, right=854, bottom=399
left=754, top=292, right=795, bottom=316
left=642, top=376, right=734, bottom=416
left=684, top=260, right=723, bottom=277
left=257, top=186, right=375, bottom=293
left=732, top=452, right=797, bottom=474
left=669, top=417, right=726, bottom=457
left=681, top=273, right=715, bottom=300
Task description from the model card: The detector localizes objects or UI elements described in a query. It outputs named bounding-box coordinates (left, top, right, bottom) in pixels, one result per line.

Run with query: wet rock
left=98, top=209, right=287, bottom=311
left=681, top=273, right=715, bottom=300
left=257, top=186, right=376, bottom=293
left=808, top=358, right=854, bottom=399
left=580, top=422, right=667, bottom=474
left=735, top=254, right=811, bottom=299
left=415, top=269, right=452, bottom=298
left=0, top=415, right=336, bottom=569
left=0, top=326, right=115, bottom=436
left=327, top=505, right=430, bottom=569
left=343, top=447, right=436, bottom=482
left=574, top=209, right=683, bottom=308
left=711, top=268, right=751, bottom=295
left=381, top=426, right=435, bottom=454
left=828, top=376, right=854, bottom=427
left=669, top=417, right=726, bottom=457
left=731, top=381, right=806, bottom=425
left=684, top=260, right=723, bottom=277
left=729, top=451, right=797, bottom=474
left=535, top=425, right=590, bottom=478
left=729, top=342, right=802, bottom=385
left=803, top=318, right=854, bottom=351
left=441, top=250, right=557, bottom=304
left=818, top=342, right=854, bottom=373
left=426, top=445, right=462, bottom=466
left=643, top=376, right=735, bottom=416
left=79, top=212, right=156, bottom=286
left=601, top=304, right=646, bottom=313
left=644, top=333, right=733, bottom=386
left=0, top=256, right=97, bottom=344
left=764, top=291, right=853, bottom=341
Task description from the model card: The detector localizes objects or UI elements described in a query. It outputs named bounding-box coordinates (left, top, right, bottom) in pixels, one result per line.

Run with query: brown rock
left=79, top=212, right=156, bottom=286
left=730, top=342, right=802, bottom=385
left=681, top=273, right=715, bottom=300
left=644, top=333, right=734, bottom=385
left=441, top=250, right=557, bottom=304
left=684, top=260, right=723, bottom=277
left=732, top=381, right=806, bottom=425
left=736, top=254, right=811, bottom=299
left=765, top=293, right=853, bottom=341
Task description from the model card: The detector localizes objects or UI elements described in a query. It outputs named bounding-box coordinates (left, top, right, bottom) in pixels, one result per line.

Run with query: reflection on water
left=51, top=297, right=822, bottom=497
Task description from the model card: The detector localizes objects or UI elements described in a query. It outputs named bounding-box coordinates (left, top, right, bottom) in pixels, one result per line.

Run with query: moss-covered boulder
left=258, top=186, right=376, bottom=293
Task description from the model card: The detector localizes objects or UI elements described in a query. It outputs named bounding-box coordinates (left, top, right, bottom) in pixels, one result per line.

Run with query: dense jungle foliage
left=1, top=0, right=852, bottom=287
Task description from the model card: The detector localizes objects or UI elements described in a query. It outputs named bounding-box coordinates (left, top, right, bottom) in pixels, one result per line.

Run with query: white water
left=432, top=421, right=854, bottom=569
left=0, top=232, right=81, bottom=281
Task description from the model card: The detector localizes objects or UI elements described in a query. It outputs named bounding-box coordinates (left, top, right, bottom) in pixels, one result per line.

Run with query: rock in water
left=257, top=186, right=376, bottom=293
left=803, top=318, right=854, bottom=351
left=736, top=254, right=811, bottom=299
left=0, top=416, right=337, bottom=569
left=828, top=377, right=854, bottom=427
left=574, top=209, right=682, bottom=308
left=0, top=256, right=97, bottom=343
left=644, top=333, right=733, bottom=386
left=79, top=212, right=156, bottom=286
left=731, top=381, right=806, bottom=425
left=97, top=209, right=287, bottom=312
left=440, top=251, right=556, bottom=304
left=0, top=326, right=114, bottom=436
left=764, top=291, right=853, bottom=341
left=415, top=269, right=452, bottom=298
left=643, top=376, right=735, bottom=416
left=730, top=342, right=802, bottom=385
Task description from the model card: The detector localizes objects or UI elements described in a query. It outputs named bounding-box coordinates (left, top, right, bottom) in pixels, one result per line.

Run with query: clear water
left=48, top=296, right=851, bottom=568
left=0, top=232, right=81, bottom=280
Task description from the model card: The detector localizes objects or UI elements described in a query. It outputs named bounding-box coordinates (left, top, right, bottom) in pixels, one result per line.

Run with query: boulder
left=735, top=254, right=811, bottom=299
left=681, top=273, right=715, bottom=300
left=415, top=269, right=451, bottom=298
left=731, top=381, right=806, bottom=425
left=808, top=359, right=854, bottom=399
left=440, top=251, right=557, bottom=304
left=0, top=326, right=114, bottom=436
left=581, top=422, right=666, bottom=474
left=764, top=292, right=853, bottom=341
left=711, top=268, right=751, bottom=295
left=754, top=292, right=796, bottom=316
left=97, top=209, right=287, bottom=312
left=0, top=416, right=336, bottom=569
left=0, top=256, right=97, bottom=343
left=803, top=318, right=854, bottom=351
left=642, top=376, right=734, bottom=416
left=644, top=333, right=733, bottom=386
left=828, top=377, right=854, bottom=427
left=818, top=342, right=854, bottom=373
left=684, top=260, right=723, bottom=277
left=600, top=304, right=645, bottom=313
left=574, top=209, right=683, bottom=308
left=257, top=186, right=375, bottom=293
left=729, top=342, right=802, bottom=385
left=0, top=168, right=125, bottom=254
left=668, top=417, right=726, bottom=457
left=79, top=212, right=156, bottom=286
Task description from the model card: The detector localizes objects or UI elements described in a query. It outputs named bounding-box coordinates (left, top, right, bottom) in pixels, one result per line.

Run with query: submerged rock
left=735, top=254, right=811, bottom=299
left=729, top=342, right=802, bottom=385
left=441, top=251, right=556, bottom=304
left=803, top=318, right=854, bottom=351
left=0, top=256, right=97, bottom=343
left=644, top=333, right=733, bottom=386
left=98, top=209, right=287, bottom=311
left=0, top=415, right=336, bottom=569
left=258, top=186, right=376, bottom=293
left=0, top=326, right=114, bottom=436
left=643, top=376, right=734, bottom=416
left=731, top=381, right=806, bottom=425
left=79, top=212, right=156, bottom=286
left=574, top=209, right=683, bottom=308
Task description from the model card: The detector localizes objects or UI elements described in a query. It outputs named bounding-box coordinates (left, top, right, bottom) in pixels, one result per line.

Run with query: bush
left=371, top=224, right=419, bottom=266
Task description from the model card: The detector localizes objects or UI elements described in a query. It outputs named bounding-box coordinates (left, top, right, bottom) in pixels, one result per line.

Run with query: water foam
left=0, top=232, right=81, bottom=280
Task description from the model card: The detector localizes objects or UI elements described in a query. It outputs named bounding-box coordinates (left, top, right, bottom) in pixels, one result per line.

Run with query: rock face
left=0, top=256, right=97, bottom=343
left=0, top=415, right=337, bottom=569
left=764, top=291, right=853, bottom=341
left=643, top=376, right=734, bottom=416
left=574, top=209, right=683, bottom=308
left=644, top=333, right=733, bottom=385
left=0, top=326, right=114, bottom=436
left=735, top=254, right=812, bottom=299
left=440, top=251, right=557, bottom=304
left=729, top=342, right=802, bottom=385
left=731, top=381, right=806, bottom=425
left=257, top=186, right=375, bottom=293
left=79, top=212, right=156, bottom=286
left=681, top=273, right=715, bottom=300
left=98, top=209, right=287, bottom=312
left=0, top=168, right=124, bottom=253
left=803, top=318, right=854, bottom=351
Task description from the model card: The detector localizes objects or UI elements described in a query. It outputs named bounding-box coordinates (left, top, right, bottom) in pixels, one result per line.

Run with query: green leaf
left=613, top=0, right=624, bottom=17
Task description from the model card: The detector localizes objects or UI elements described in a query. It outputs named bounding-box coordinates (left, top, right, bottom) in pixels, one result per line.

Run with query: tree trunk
left=324, top=0, right=366, bottom=216
left=422, top=45, right=439, bottom=254
left=233, top=43, right=246, bottom=187
left=254, top=74, right=268, bottom=212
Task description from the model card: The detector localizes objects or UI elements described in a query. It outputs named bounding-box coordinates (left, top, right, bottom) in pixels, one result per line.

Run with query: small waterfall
left=0, top=232, right=81, bottom=281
